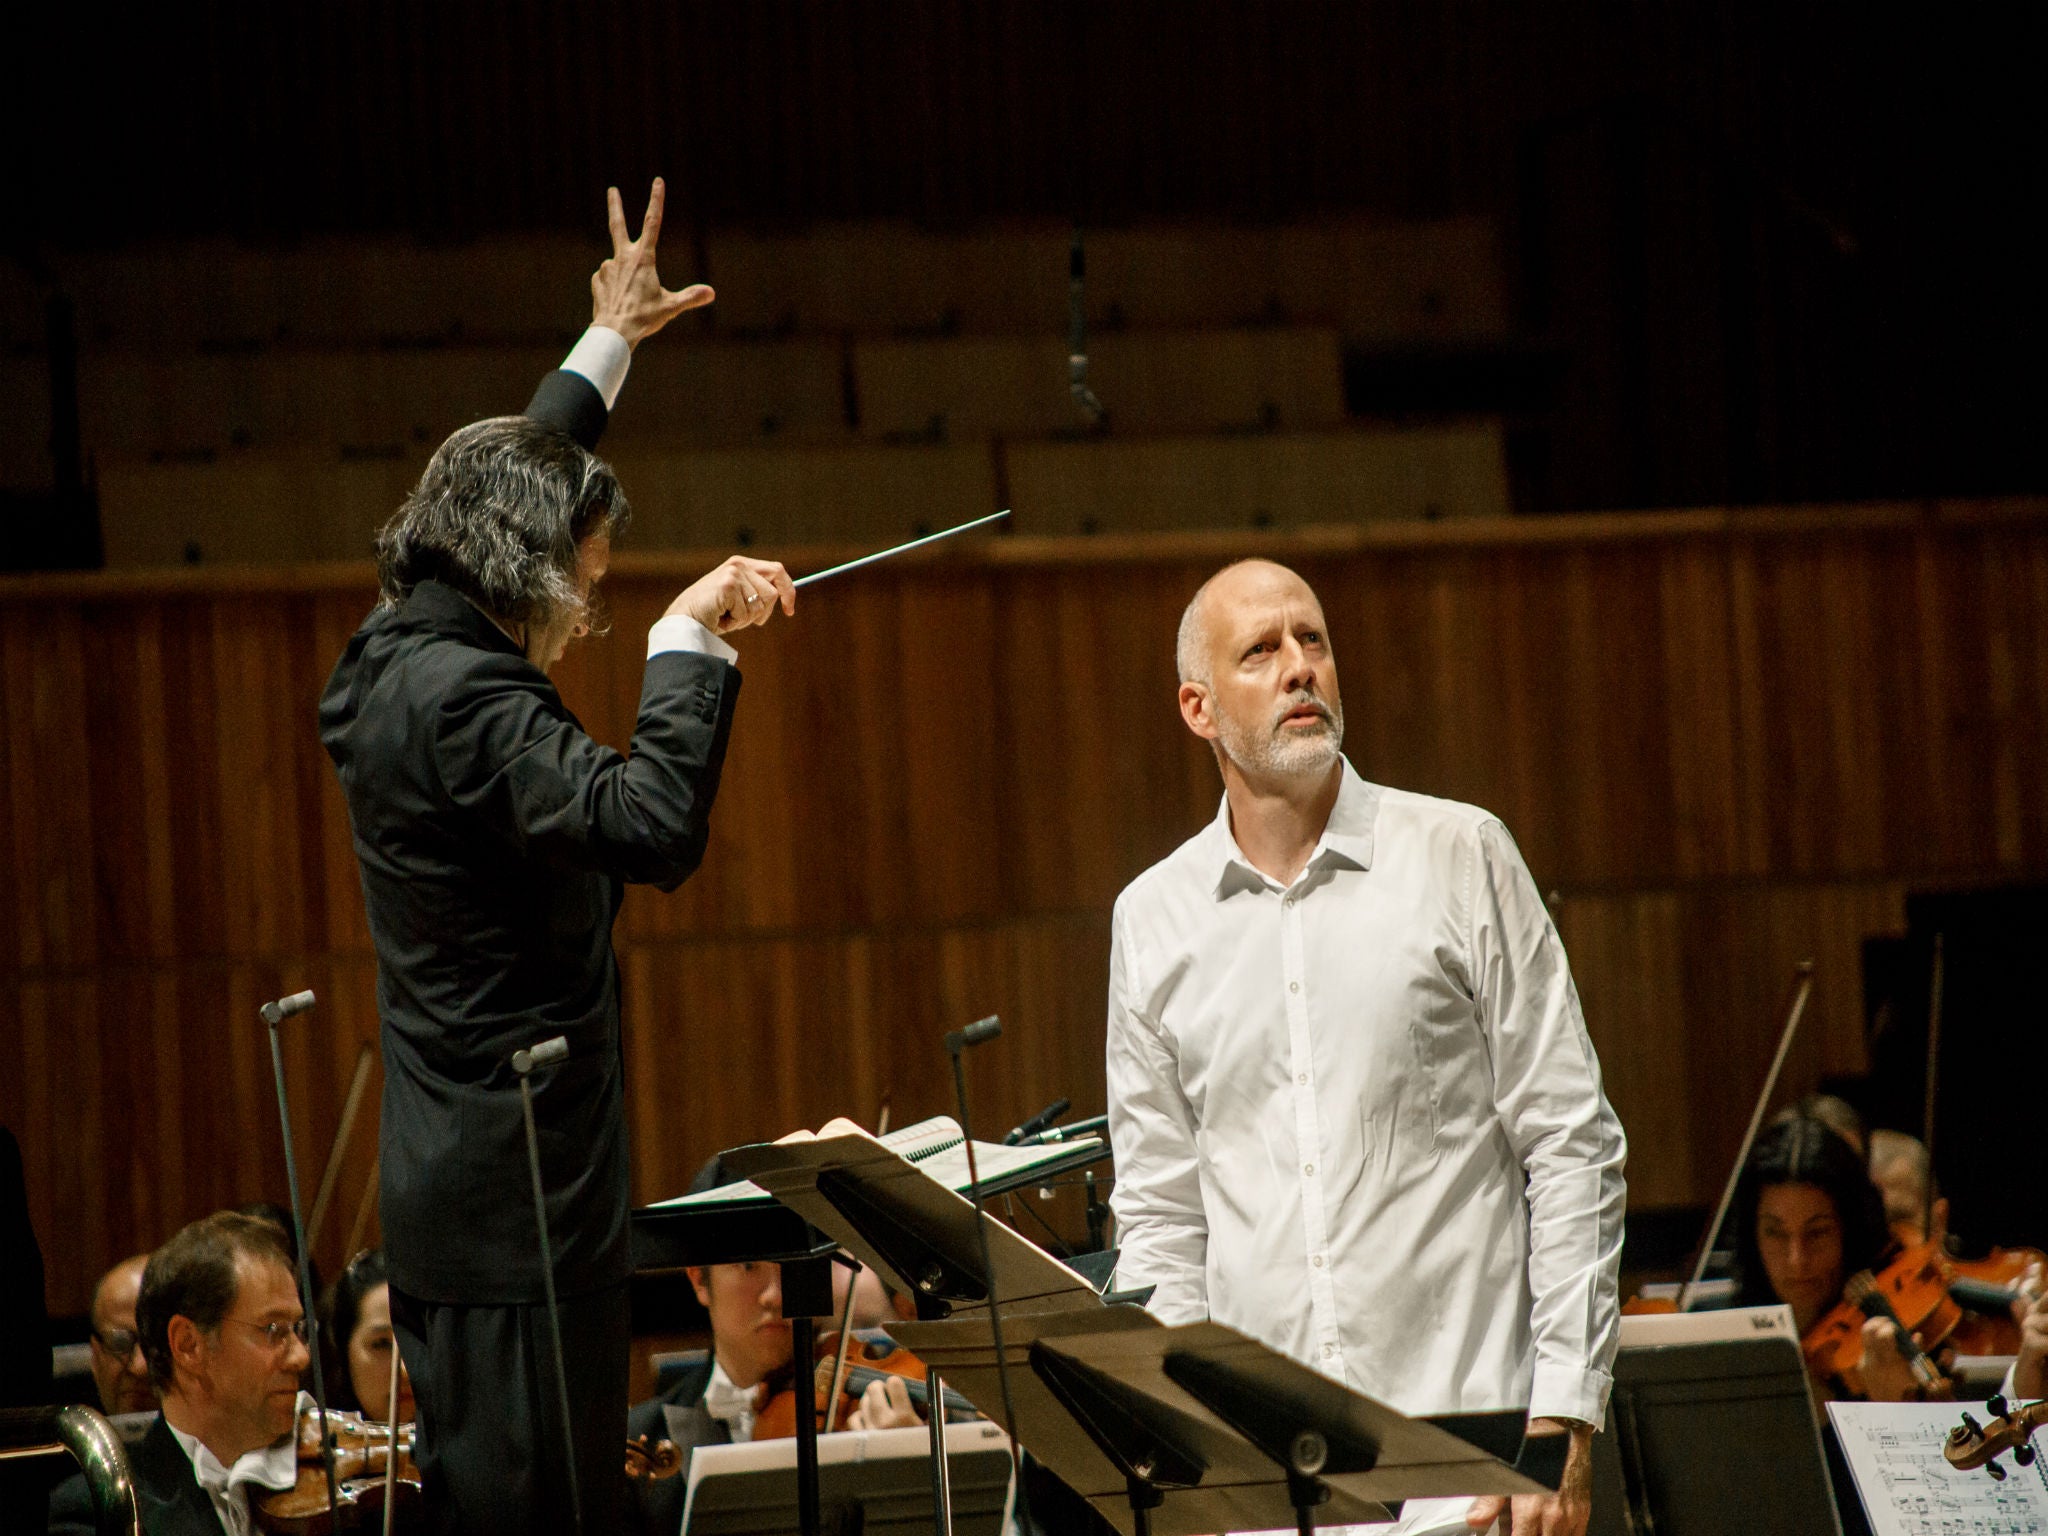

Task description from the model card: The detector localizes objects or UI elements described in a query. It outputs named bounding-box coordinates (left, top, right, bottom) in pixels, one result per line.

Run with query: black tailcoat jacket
left=318, top=371, right=740, bottom=1303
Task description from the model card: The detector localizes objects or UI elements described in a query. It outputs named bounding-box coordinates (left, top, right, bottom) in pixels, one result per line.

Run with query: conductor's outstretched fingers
left=590, top=176, right=714, bottom=347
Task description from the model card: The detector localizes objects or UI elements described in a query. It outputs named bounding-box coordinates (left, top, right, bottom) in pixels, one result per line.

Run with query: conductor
left=319, top=180, right=794, bottom=1535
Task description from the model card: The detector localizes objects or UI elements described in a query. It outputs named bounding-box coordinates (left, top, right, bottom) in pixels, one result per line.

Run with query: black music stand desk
left=682, top=1422, right=1015, bottom=1536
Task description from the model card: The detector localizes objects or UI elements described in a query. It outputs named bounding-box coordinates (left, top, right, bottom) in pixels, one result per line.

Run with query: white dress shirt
left=165, top=1392, right=311, bottom=1536
left=561, top=324, right=633, bottom=410
left=1107, top=759, right=1627, bottom=1429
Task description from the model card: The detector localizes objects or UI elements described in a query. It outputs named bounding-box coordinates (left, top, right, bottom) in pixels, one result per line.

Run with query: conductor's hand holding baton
left=672, top=556, right=798, bottom=636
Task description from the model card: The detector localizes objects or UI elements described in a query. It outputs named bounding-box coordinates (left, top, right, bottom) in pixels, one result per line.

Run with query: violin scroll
left=1945, top=1395, right=2048, bottom=1482
left=624, top=1432, right=683, bottom=1482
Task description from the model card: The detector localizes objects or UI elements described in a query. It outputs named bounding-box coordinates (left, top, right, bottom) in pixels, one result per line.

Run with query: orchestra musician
left=1865, top=1128, right=1948, bottom=1248
left=623, top=1258, right=919, bottom=1536
left=51, top=1212, right=312, bottom=1536
left=318, top=1249, right=414, bottom=1425
left=1104, top=559, right=1627, bottom=1536
left=1730, top=1115, right=1937, bottom=1401
left=86, top=1253, right=159, bottom=1417
left=318, top=178, right=796, bottom=1535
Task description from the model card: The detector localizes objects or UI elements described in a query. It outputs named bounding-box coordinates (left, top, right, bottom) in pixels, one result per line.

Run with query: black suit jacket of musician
left=624, top=1353, right=728, bottom=1536
left=318, top=370, right=742, bottom=1304
left=48, top=1415, right=227, bottom=1536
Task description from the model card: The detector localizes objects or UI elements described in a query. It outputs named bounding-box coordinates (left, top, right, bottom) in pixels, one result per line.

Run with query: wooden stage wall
left=7, top=500, right=2048, bottom=1317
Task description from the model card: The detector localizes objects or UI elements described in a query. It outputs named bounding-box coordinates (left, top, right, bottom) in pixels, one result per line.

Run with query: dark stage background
left=2, top=2, right=2044, bottom=1319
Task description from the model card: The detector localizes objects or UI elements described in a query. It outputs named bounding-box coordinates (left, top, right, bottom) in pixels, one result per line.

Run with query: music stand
left=1588, top=1307, right=1844, bottom=1536
left=720, top=1130, right=1114, bottom=1534
left=1025, top=1322, right=1554, bottom=1536
left=630, top=1177, right=844, bottom=1536
left=682, top=1422, right=1016, bottom=1536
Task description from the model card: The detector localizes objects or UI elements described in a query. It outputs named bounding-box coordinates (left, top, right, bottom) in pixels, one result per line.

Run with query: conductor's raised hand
left=591, top=177, right=713, bottom=347
left=670, top=556, right=795, bottom=637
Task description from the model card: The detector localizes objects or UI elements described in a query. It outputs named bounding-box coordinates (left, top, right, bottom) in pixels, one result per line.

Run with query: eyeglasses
left=92, top=1327, right=144, bottom=1359
left=223, top=1316, right=310, bottom=1350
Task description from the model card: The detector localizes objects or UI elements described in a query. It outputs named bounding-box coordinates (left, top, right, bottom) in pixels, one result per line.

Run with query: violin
left=625, top=1432, right=684, bottom=1482
left=1801, top=1241, right=1959, bottom=1400
left=751, top=1330, right=945, bottom=1441
left=254, top=1409, right=421, bottom=1535
left=1943, top=1247, right=2047, bottom=1357
left=1947, top=1392, right=2048, bottom=1482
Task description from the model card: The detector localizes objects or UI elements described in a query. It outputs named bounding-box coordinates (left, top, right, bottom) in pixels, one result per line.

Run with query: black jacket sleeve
left=524, top=370, right=609, bottom=451
left=432, top=648, right=741, bottom=891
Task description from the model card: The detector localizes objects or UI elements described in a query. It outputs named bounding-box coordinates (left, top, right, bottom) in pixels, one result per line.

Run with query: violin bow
left=822, top=1260, right=863, bottom=1432
left=1921, top=933, right=1946, bottom=1247
left=1677, top=960, right=1816, bottom=1311
left=308, top=1042, right=375, bottom=1254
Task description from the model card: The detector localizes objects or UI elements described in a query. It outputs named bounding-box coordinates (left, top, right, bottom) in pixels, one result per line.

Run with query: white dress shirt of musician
left=1105, top=559, right=1627, bottom=1536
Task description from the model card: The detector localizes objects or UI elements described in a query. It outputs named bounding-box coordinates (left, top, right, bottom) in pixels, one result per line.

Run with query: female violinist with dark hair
left=319, top=1249, right=414, bottom=1425
left=1731, top=1116, right=1939, bottom=1401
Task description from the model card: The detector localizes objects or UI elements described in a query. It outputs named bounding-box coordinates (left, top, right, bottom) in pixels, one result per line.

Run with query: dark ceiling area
left=5, top=0, right=2044, bottom=514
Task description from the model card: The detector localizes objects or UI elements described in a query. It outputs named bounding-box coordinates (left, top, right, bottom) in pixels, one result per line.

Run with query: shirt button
left=1304, top=1163, right=1315, bottom=1176
left=1289, top=981, right=1300, bottom=993
left=1323, top=1343, right=1335, bottom=1357
left=1313, top=1255, right=1324, bottom=1268
left=1297, top=1073, right=1308, bottom=1086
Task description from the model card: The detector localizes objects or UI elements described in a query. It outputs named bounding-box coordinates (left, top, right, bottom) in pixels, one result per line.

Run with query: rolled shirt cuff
left=647, top=613, right=739, bottom=666
left=1527, top=1360, right=1613, bottom=1433
left=560, top=325, right=632, bottom=411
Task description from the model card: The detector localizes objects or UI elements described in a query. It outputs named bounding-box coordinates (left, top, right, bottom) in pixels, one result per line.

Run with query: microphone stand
left=260, top=989, right=340, bottom=1529
left=944, top=1015, right=1031, bottom=1535
left=513, top=1035, right=583, bottom=1536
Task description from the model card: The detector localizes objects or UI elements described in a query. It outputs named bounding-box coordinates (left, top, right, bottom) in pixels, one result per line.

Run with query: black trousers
left=390, top=1281, right=629, bottom=1536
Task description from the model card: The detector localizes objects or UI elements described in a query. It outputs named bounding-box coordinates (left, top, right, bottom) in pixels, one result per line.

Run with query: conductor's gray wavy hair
left=374, top=415, right=630, bottom=633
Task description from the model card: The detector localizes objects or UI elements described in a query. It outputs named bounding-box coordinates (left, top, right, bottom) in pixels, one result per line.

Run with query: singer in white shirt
left=1106, top=559, right=1627, bottom=1536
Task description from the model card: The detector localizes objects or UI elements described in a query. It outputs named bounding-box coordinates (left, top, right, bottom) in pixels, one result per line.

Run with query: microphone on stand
left=1003, top=1098, right=1070, bottom=1146
left=512, top=1035, right=583, bottom=1536
left=261, top=990, right=317, bottom=1026
left=944, top=1016, right=1031, bottom=1535
left=259, top=989, right=340, bottom=1528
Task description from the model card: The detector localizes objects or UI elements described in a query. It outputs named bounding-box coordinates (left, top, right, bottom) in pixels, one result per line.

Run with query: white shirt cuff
left=647, top=614, right=738, bottom=666
left=560, top=325, right=632, bottom=411
left=1528, top=1361, right=1612, bottom=1433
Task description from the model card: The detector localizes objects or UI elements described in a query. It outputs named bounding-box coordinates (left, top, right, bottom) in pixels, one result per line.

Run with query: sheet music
left=1235, top=1498, right=1491, bottom=1536
left=648, top=1117, right=967, bottom=1209
left=1828, top=1400, right=2048, bottom=1536
left=680, top=1421, right=1013, bottom=1532
left=643, top=1116, right=1101, bottom=1212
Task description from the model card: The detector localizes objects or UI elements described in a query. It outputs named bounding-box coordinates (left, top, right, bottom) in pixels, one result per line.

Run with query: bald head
left=89, top=1253, right=156, bottom=1416
left=1177, top=560, right=1320, bottom=685
left=1175, top=560, right=1344, bottom=782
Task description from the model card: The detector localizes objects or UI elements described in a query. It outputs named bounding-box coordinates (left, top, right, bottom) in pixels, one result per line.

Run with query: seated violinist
left=318, top=1249, right=414, bottom=1425
left=51, top=1211, right=313, bottom=1536
left=1731, top=1116, right=1948, bottom=1401
left=622, top=1255, right=923, bottom=1536
left=1866, top=1128, right=1949, bottom=1248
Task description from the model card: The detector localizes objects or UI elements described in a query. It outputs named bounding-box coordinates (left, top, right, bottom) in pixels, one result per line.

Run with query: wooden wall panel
left=6, top=503, right=2048, bottom=1314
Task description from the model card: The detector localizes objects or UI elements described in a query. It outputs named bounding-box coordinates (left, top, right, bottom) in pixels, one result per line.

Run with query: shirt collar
left=701, top=1358, right=758, bottom=1437
left=166, top=1391, right=308, bottom=1500
left=1205, top=756, right=1379, bottom=898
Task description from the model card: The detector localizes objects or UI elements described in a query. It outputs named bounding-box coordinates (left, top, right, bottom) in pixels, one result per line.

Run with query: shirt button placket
left=1283, top=887, right=1336, bottom=1354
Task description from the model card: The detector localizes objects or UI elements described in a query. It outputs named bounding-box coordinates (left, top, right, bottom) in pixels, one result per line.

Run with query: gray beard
left=1217, top=693, right=1345, bottom=778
